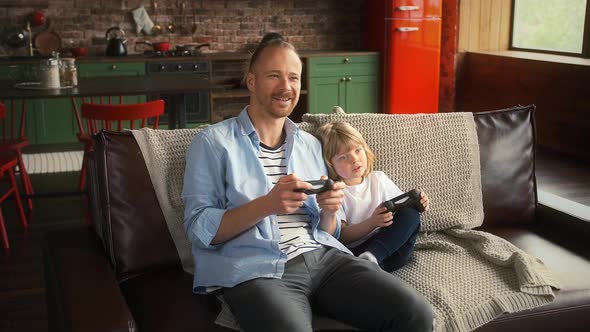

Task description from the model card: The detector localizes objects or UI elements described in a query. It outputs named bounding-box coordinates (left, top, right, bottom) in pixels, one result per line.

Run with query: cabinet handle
left=343, top=58, right=350, bottom=64
left=396, top=27, right=419, bottom=32
left=110, top=65, right=117, bottom=70
left=346, top=77, right=352, bottom=82
left=396, top=5, right=420, bottom=11
left=340, top=77, right=346, bottom=82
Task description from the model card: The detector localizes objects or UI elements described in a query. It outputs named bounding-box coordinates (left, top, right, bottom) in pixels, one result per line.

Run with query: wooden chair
left=0, top=104, right=28, bottom=249
left=0, top=100, right=34, bottom=211
left=76, top=99, right=165, bottom=191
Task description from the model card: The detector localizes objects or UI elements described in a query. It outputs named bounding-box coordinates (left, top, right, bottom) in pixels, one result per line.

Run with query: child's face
left=331, top=143, right=367, bottom=185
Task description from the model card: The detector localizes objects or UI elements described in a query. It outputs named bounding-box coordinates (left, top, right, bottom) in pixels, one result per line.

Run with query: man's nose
left=278, top=76, right=289, bottom=89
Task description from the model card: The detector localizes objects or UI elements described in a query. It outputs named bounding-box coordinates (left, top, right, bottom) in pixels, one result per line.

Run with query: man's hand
left=266, top=173, right=311, bottom=215
left=316, top=176, right=345, bottom=235
left=316, top=177, right=345, bottom=214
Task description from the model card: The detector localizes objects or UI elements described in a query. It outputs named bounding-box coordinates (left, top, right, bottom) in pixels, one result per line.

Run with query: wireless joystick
left=381, top=189, right=425, bottom=213
left=295, top=179, right=334, bottom=195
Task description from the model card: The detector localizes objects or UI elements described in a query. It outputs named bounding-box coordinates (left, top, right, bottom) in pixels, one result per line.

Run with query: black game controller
left=295, top=179, right=334, bottom=195
left=381, top=189, right=425, bottom=213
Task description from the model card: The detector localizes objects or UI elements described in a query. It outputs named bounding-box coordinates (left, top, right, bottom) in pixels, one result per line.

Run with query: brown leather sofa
left=43, top=105, right=590, bottom=332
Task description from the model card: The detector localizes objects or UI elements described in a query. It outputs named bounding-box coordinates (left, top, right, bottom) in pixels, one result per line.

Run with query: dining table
left=0, top=73, right=224, bottom=129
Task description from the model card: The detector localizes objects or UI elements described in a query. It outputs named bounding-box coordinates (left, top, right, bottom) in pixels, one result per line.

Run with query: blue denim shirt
left=182, top=107, right=352, bottom=292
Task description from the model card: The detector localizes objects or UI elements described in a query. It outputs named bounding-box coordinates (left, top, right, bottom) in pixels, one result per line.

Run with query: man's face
left=247, top=47, right=302, bottom=119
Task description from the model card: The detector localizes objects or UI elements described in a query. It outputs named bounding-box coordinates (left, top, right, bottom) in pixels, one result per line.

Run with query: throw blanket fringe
left=396, top=230, right=560, bottom=332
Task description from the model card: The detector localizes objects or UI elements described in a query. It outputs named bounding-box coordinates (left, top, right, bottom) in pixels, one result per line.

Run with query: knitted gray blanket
left=131, top=108, right=559, bottom=332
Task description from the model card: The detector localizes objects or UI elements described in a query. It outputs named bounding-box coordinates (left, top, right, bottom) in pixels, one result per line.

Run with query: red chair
left=0, top=100, right=34, bottom=211
left=76, top=99, right=165, bottom=191
left=0, top=104, right=28, bottom=249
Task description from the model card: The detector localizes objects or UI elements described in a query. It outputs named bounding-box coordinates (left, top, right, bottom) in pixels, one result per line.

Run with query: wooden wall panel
left=458, top=0, right=511, bottom=52
left=457, top=52, right=590, bottom=161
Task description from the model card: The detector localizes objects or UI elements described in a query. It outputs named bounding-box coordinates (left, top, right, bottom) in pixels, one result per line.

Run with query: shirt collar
left=237, top=106, right=301, bottom=140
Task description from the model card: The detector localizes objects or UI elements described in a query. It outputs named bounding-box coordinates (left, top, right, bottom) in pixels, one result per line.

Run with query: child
left=316, top=121, right=429, bottom=271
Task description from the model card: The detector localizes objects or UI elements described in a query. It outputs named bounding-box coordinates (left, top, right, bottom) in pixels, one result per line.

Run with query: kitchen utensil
left=4, top=27, right=29, bottom=48
left=137, top=40, right=170, bottom=52
left=166, top=0, right=175, bottom=34
left=175, top=42, right=210, bottom=54
left=33, top=18, right=62, bottom=56
left=167, top=22, right=175, bottom=34
left=105, top=27, right=128, bottom=56
left=30, top=10, right=46, bottom=27
left=152, top=1, right=163, bottom=35
left=70, top=47, right=88, bottom=57
left=34, top=32, right=61, bottom=56
left=179, top=2, right=189, bottom=35
left=191, top=0, right=198, bottom=34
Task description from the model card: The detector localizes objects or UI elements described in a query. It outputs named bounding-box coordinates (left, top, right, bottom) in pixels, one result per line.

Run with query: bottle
left=39, top=58, right=60, bottom=89
left=61, top=58, right=78, bottom=87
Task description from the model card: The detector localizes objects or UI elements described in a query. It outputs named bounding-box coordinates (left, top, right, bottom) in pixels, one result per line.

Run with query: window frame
left=509, top=0, right=590, bottom=58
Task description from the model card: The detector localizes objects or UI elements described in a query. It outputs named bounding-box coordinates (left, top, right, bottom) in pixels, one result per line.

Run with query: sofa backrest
left=89, top=105, right=537, bottom=281
left=472, top=104, right=538, bottom=228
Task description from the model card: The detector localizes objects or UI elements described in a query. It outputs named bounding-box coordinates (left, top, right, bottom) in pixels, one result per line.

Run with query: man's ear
left=246, top=72, right=255, bottom=91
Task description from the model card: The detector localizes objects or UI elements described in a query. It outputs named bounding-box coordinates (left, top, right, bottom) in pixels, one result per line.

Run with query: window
left=511, top=0, right=590, bottom=57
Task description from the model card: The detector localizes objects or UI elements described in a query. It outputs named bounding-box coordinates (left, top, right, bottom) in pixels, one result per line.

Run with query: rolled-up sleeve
left=182, top=132, right=226, bottom=249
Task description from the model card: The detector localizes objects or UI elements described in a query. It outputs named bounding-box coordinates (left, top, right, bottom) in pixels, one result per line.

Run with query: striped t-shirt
left=259, top=141, right=322, bottom=260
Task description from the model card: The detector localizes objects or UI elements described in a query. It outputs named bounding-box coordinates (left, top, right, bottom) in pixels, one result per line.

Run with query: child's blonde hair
left=316, top=121, right=375, bottom=181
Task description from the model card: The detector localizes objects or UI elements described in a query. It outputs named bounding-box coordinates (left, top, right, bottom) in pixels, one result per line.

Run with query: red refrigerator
left=364, top=0, right=442, bottom=114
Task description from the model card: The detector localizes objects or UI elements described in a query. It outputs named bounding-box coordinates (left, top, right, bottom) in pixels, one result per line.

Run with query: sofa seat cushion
left=120, top=268, right=231, bottom=332
left=475, top=227, right=590, bottom=331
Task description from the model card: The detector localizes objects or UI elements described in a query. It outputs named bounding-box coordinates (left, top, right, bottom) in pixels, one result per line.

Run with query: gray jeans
left=223, top=247, right=433, bottom=332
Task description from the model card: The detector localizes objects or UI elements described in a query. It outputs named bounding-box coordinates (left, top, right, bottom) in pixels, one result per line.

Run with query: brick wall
left=0, top=0, right=363, bottom=56
left=1, top=0, right=459, bottom=113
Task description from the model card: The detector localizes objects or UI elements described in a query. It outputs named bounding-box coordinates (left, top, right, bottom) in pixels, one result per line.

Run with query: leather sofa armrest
left=533, top=204, right=590, bottom=259
left=44, top=226, right=136, bottom=332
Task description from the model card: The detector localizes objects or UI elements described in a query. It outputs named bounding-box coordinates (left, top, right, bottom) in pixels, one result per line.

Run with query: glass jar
left=39, top=58, right=60, bottom=89
left=60, top=58, right=78, bottom=87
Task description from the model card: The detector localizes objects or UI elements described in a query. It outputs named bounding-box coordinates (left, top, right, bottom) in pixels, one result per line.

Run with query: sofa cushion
left=472, top=105, right=537, bottom=227
left=92, top=131, right=181, bottom=281
left=475, top=227, right=590, bottom=331
left=120, top=269, right=230, bottom=332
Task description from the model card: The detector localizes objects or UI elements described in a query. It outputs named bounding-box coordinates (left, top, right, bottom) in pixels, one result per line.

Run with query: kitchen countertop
left=0, top=50, right=379, bottom=64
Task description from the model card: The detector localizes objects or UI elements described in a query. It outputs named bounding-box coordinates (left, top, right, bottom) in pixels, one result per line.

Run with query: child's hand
left=364, top=206, right=393, bottom=228
left=420, top=192, right=430, bottom=211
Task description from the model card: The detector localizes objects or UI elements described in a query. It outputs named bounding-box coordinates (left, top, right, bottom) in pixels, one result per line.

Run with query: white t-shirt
left=337, top=171, right=404, bottom=248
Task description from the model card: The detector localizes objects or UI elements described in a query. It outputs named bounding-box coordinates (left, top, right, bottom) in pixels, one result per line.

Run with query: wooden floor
left=1, top=172, right=85, bottom=332
left=0, top=149, right=589, bottom=332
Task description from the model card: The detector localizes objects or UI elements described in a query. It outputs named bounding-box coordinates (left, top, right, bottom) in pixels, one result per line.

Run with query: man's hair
left=315, top=121, right=375, bottom=181
left=247, top=32, right=299, bottom=73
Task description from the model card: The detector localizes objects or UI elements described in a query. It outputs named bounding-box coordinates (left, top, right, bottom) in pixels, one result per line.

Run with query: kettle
left=105, top=27, right=127, bottom=56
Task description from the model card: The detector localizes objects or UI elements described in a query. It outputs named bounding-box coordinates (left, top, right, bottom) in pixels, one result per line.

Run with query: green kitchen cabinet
left=75, top=62, right=146, bottom=119
left=307, top=55, right=380, bottom=114
left=0, top=62, right=146, bottom=145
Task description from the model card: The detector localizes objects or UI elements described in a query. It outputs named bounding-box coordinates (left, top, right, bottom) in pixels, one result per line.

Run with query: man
left=182, top=33, right=433, bottom=332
